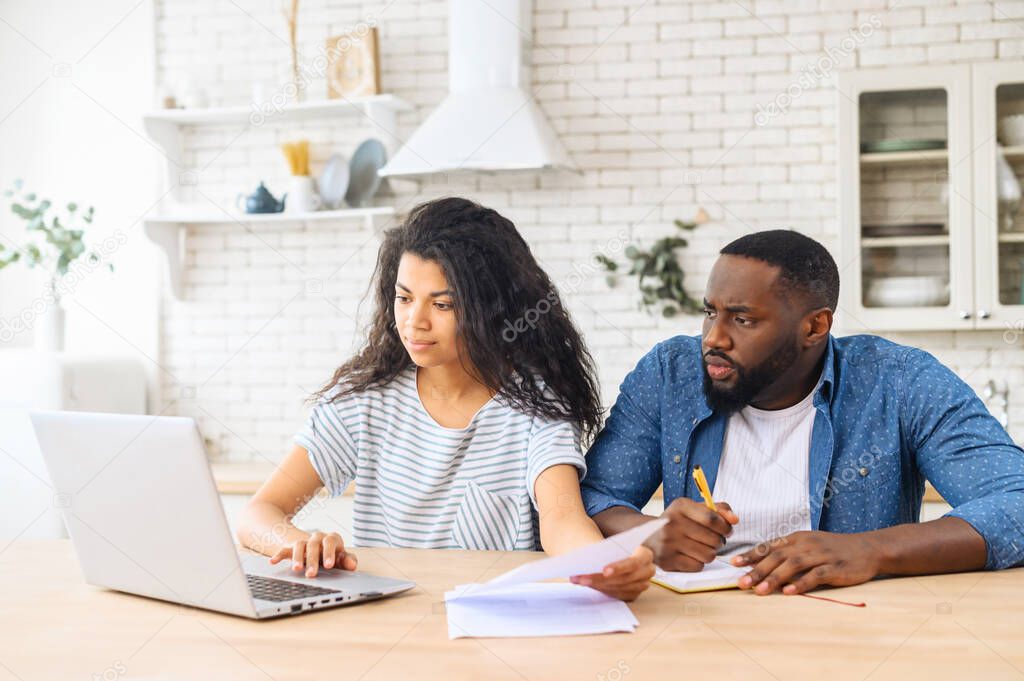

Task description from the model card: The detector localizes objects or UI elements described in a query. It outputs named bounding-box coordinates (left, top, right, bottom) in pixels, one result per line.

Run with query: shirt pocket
left=822, top=447, right=904, bottom=532
left=826, top=447, right=903, bottom=496
left=451, top=480, right=523, bottom=551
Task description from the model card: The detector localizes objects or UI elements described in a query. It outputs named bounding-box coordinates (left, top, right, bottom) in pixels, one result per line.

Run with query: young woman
left=237, top=197, right=654, bottom=600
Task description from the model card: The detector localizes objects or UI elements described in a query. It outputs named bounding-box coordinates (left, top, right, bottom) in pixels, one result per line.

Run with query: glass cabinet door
left=859, top=88, right=950, bottom=310
left=838, top=65, right=973, bottom=331
left=972, top=62, right=1024, bottom=328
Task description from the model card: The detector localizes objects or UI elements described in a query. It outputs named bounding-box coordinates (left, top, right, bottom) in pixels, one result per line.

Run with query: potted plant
left=596, top=209, right=709, bottom=318
left=0, top=180, right=111, bottom=351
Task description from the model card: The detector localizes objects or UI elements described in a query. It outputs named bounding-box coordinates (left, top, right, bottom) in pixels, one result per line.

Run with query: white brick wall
left=153, top=0, right=1024, bottom=461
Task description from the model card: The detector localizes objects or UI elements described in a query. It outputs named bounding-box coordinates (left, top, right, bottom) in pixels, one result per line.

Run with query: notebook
left=651, top=559, right=748, bottom=594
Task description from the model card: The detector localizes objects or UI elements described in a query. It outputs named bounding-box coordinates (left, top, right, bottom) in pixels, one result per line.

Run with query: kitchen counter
left=211, top=462, right=946, bottom=502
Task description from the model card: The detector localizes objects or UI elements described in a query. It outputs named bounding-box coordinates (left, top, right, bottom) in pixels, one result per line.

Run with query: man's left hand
left=730, top=530, right=882, bottom=595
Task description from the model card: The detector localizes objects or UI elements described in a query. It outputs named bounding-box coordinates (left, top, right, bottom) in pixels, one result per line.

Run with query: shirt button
left=691, top=418, right=698, bottom=425
left=858, top=467, right=869, bottom=477
left=673, top=455, right=681, bottom=464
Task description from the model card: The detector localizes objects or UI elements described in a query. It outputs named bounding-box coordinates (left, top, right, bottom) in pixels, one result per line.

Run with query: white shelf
left=144, top=205, right=396, bottom=300
left=141, top=94, right=408, bottom=299
left=998, top=233, right=1024, bottom=243
left=142, top=94, right=410, bottom=127
left=861, top=235, right=950, bottom=248
left=859, top=148, right=948, bottom=165
left=860, top=145, right=1022, bottom=166
left=146, top=205, right=395, bottom=225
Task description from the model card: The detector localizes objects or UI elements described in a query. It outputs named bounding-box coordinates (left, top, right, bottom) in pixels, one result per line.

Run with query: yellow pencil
left=692, top=465, right=717, bottom=511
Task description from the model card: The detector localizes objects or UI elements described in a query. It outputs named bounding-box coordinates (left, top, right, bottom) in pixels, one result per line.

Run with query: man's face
left=701, top=255, right=802, bottom=413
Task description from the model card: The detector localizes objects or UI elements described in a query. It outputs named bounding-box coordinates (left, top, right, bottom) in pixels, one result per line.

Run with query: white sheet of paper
left=444, top=582, right=638, bottom=639
left=463, top=518, right=667, bottom=596
left=652, top=559, right=748, bottom=593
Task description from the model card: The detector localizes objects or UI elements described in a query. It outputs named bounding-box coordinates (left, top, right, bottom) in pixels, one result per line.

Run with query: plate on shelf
left=319, top=153, right=350, bottom=210
left=861, top=222, right=946, bottom=238
left=866, top=276, right=948, bottom=307
left=860, top=139, right=946, bottom=154
left=345, top=138, right=387, bottom=207
left=999, top=114, right=1024, bottom=147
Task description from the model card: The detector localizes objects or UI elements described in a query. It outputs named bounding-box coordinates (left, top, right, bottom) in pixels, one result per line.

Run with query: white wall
left=0, top=0, right=162, bottom=404
left=140, top=1, right=1024, bottom=460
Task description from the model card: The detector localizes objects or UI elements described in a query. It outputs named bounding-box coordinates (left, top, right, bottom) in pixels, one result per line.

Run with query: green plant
left=0, top=180, right=110, bottom=296
left=597, top=217, right=703, bottom=318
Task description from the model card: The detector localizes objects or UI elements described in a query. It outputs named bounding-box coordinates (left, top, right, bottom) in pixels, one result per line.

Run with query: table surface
left=2, top=541, right=1020, bottom=681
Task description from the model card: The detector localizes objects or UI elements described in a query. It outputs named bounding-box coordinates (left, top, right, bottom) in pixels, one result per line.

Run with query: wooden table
left=2, top=542, right=1021, bottom=681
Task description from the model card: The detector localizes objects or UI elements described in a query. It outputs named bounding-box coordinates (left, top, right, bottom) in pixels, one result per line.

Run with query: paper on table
left=462, top=518, right=667, bottom=597
left=444, top=582, right=639, bottom=639
left=651, top=559, right=748, bottom=594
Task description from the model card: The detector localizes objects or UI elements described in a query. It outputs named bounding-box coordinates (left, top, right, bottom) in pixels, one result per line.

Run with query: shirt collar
left=815, top=335, right=837, bottom=406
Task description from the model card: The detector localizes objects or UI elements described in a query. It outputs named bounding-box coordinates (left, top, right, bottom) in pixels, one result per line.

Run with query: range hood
left=378, top=0, right=576, bottom=178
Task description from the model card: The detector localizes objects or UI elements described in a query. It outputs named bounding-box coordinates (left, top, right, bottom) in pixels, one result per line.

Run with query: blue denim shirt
left=581, top=334, right=1024, bottom=569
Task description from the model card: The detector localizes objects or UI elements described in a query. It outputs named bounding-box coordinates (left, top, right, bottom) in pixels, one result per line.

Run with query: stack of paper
left=444, top=518, right=666, bottom=639
left=445, top=583, right=639, bottom=639
left=651, top=559, right=748, bottom=594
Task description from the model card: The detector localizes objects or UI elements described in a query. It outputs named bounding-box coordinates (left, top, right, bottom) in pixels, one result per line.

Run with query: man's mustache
left=703, top=350, right=737, bottom=367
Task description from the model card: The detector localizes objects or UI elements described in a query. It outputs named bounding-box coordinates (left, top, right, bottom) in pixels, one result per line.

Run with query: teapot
left=236, top=182, right=286, bottom=214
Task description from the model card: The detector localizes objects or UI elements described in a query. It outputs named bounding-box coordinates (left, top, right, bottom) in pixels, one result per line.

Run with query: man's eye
left=703, top=308, right=716, bottom=318
left=735, top=317, right=750, bottom=326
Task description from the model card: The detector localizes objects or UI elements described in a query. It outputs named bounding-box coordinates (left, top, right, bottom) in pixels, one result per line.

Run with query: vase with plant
left=596, top=209, right=709, bottom=318
left=281, top=139, right=321, bottom=213
left=0, top=180, right=111, bottom=351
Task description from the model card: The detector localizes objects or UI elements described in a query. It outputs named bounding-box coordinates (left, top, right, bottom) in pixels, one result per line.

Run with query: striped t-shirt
left=294, top=366, right=586, bottom=551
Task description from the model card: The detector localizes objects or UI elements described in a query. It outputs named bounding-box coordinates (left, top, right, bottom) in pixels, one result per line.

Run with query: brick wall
left=153, top=0, right=1024, bottom=460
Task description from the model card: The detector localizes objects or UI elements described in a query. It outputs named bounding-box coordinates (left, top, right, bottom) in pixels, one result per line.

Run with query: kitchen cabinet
left=838, top=62, right=1024, bottom=331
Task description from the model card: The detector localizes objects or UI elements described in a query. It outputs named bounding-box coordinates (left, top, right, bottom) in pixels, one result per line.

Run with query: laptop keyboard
left=246, top=574, right=342, bottom=602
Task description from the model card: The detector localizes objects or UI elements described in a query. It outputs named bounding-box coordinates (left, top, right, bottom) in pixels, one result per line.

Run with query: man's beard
left=701, top=336, right=800, bottom=414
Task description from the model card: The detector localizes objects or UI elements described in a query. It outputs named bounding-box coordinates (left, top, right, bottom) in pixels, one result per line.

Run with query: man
left=582, top=230, right=1024, bottom=596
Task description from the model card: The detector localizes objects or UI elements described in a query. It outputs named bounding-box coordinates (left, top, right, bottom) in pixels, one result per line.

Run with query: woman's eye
left=435, top=302, right=452, bottom=311
left=395, top=295, right=409, bottom=303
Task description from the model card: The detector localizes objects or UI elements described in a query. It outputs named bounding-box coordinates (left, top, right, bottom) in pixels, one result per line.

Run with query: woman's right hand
left=269, top=531, right=358, bottom=578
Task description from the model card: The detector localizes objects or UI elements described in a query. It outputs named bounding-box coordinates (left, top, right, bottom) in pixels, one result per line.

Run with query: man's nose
left=703, top=316, right=731, bottom=352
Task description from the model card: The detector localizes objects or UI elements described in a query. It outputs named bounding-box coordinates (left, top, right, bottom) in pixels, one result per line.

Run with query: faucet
left=982, top=380, right=1010, bottom=430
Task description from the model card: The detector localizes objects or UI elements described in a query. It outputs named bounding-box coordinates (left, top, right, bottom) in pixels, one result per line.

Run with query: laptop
left=30, top=410, right=415, bottom=619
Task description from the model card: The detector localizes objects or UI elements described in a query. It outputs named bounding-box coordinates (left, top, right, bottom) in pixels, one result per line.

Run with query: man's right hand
left=649, top=498, right=739, bottom=571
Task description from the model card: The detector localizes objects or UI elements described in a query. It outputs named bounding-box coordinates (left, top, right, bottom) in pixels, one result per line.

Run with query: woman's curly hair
left=313, top=197, right=604, bottom=444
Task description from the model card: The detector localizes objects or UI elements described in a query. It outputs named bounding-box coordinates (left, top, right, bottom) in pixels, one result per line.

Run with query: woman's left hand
left=569, top=545, right=655, bottom=602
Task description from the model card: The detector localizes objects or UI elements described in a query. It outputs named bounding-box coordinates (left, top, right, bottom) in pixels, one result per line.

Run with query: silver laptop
left=31, top=410, right=415, bottom=619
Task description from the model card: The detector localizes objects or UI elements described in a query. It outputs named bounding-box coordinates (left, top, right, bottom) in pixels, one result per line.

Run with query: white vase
left=35, top=301, right=65, bottom=352
left=284, top=176, right=322, bottom=214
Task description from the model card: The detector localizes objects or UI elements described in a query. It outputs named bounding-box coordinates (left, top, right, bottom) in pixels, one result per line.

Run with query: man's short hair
left=720, top=229, right=839, bottom=311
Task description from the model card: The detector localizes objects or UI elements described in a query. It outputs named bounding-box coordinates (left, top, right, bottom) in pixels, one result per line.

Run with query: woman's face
left=393, top=253, right=461, bottom=368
